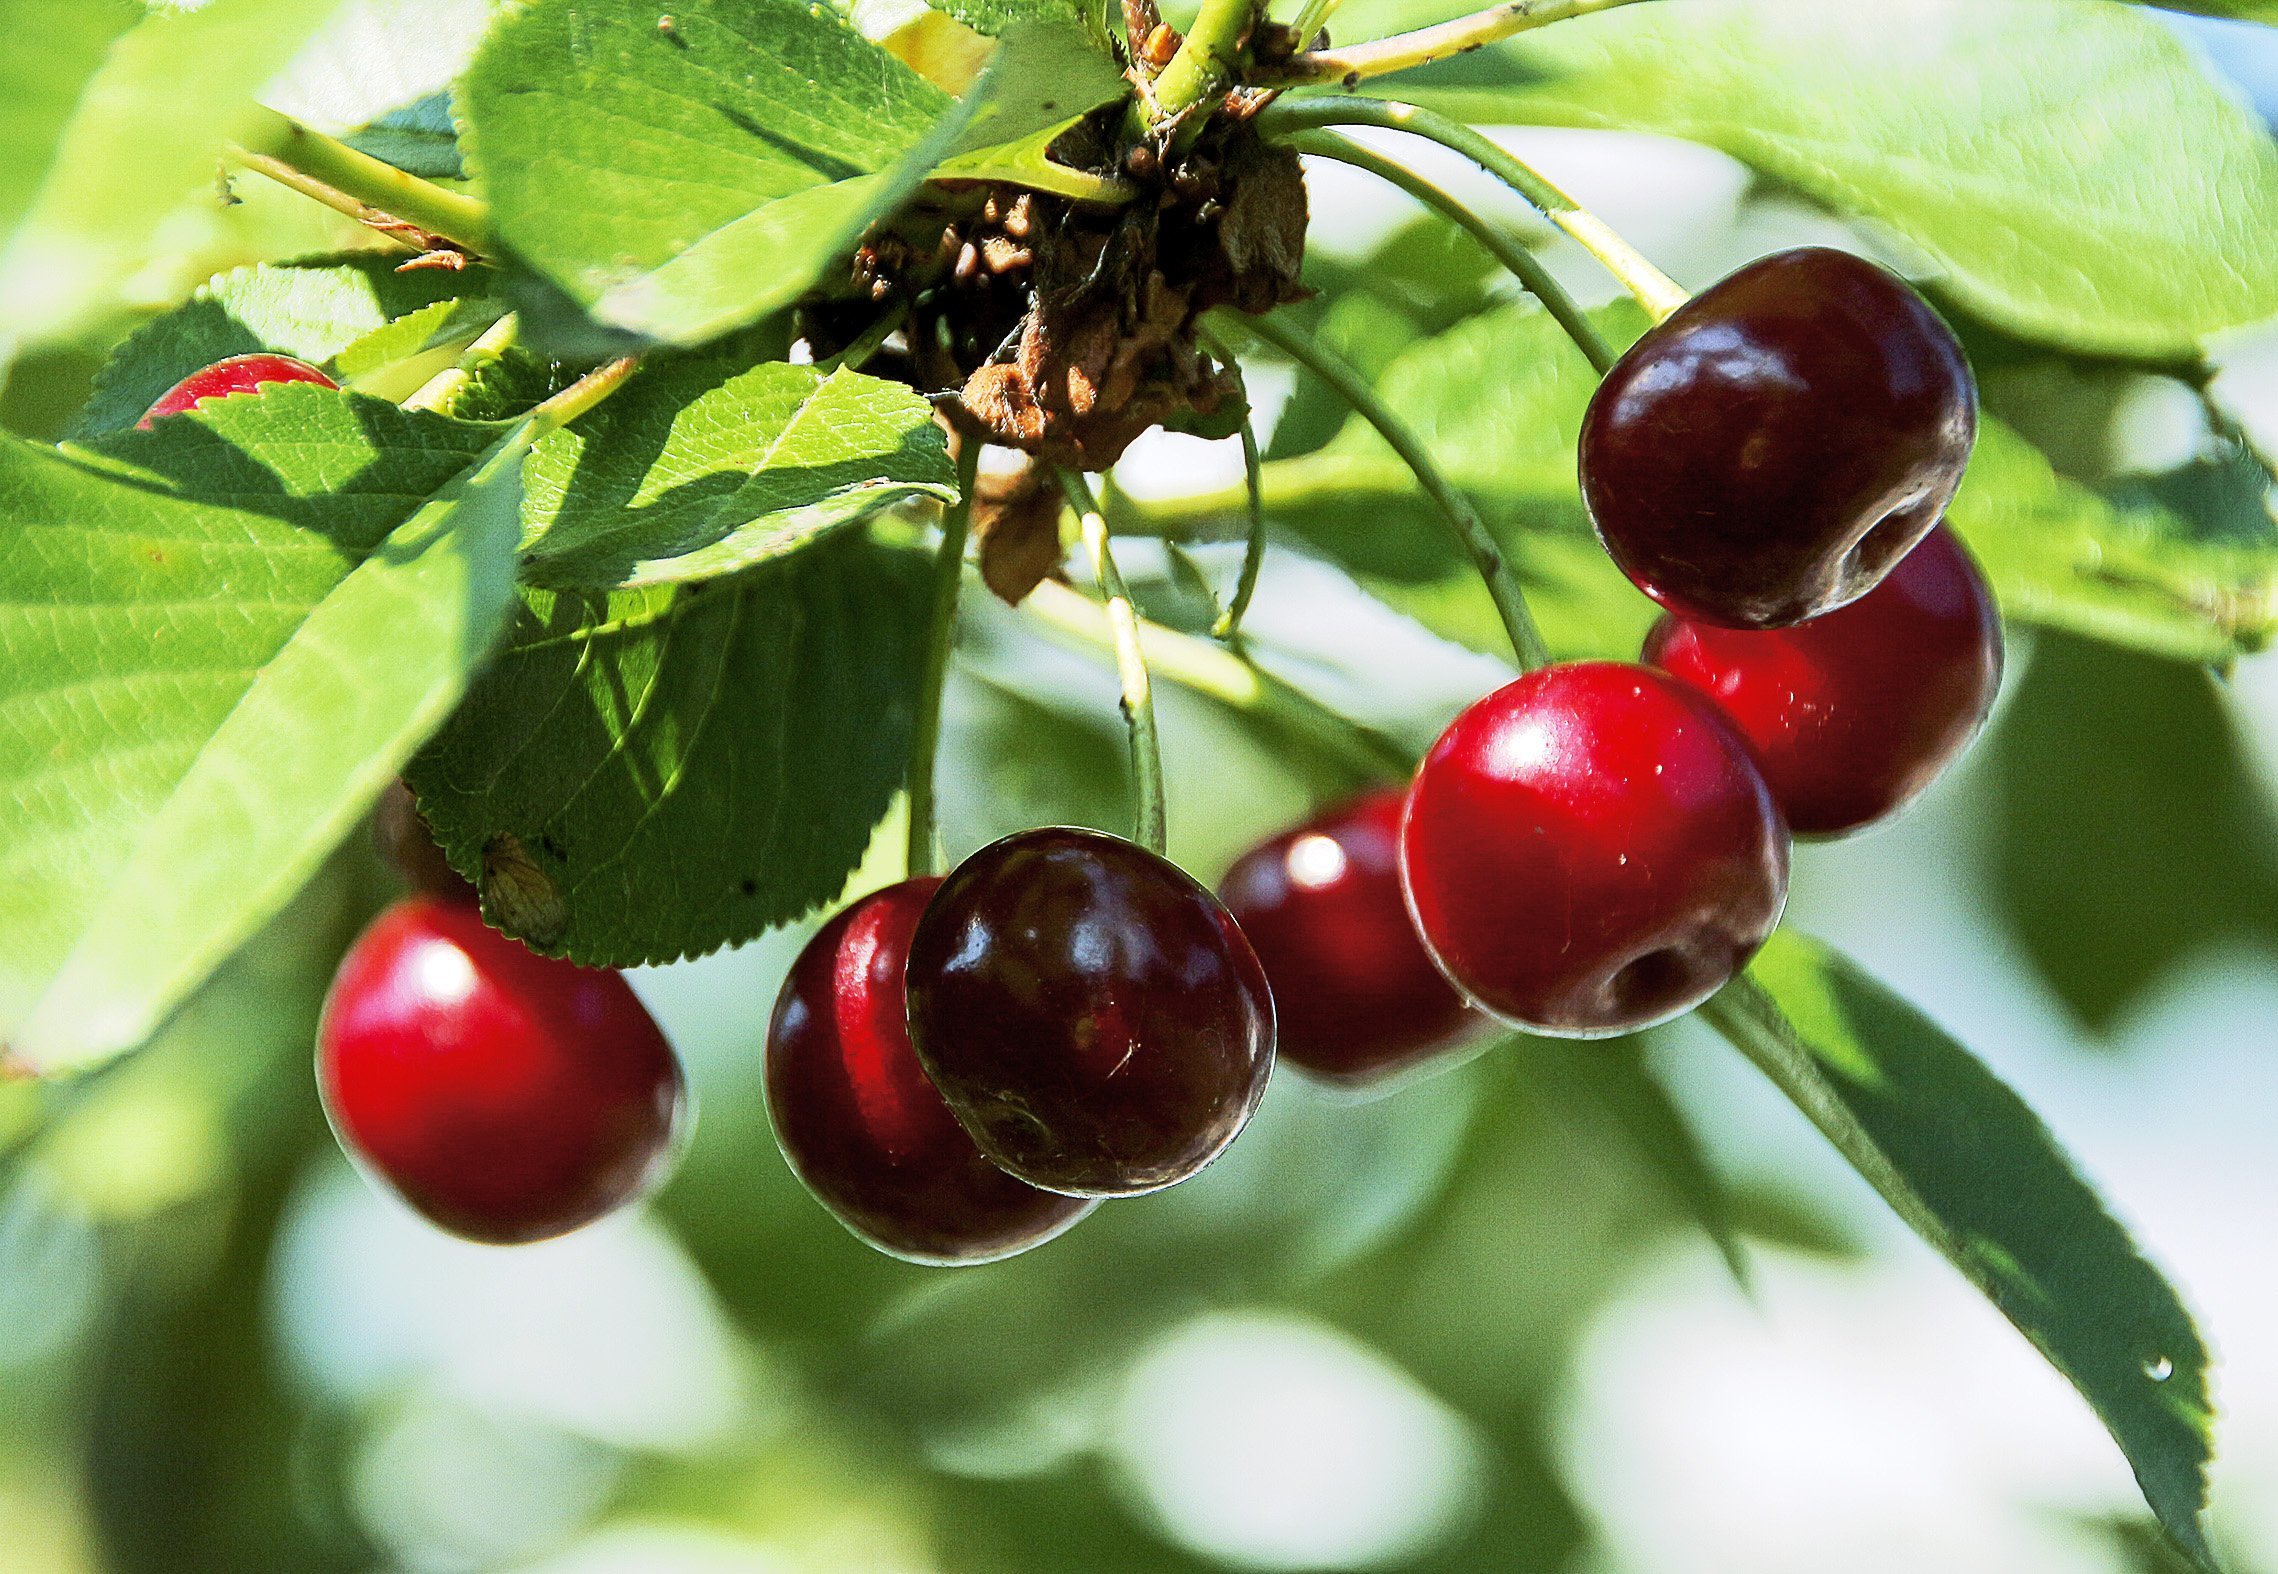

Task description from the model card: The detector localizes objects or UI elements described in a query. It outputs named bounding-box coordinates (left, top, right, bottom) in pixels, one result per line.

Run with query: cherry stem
left=1259, top=96, right=1688, bottom=324
left=1151, top=0, right=1261, bottom=123
left=1258, top=0, right=1657, bottom=86
left=230, top=107, right=492, bottom=260
left=817, top=303, right=910, bottom=375
left=1023, top=579, right=1412, bottom=782
left=1288, top=0, right=1348, bottom=45
left=907, top=439, right=983, bottom=877
left=1282, top=130, right=1616, bottom=374
left=402, top=313, right=519, bottom=415
left=1059, top=467, right=1170, bottom=854
left=1227, top=308, right=1551, bottom=671
left=1215, top=410, right=1269, bottom=642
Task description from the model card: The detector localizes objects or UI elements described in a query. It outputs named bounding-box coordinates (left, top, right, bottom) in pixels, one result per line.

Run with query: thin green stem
left=1259, top=0, right=1656, bottom=86
left=231, top=106, right=492, bottom=258
left=402, top=313, right=519, bottom=415
left=908, top=440, right=984, bottom=877
left=818, top=303, right=910, bottom=375
left=1151, top=0, right=1261, bottom=122
left=1228, top=308, right=1551, bottom=670
left=1259, top=96, right=1688, bottom=323
left=1059, top=468, right=1169, bottom=853
left=1214, top=409, right=1269, bottom=641
left=528, top=356, right=642, bottom=434
left=1284, top=129, right=1616, bottom=373
left=1288, top=0, right=1348, bottom=45
left=1023, top=579, right=1412, bottom=782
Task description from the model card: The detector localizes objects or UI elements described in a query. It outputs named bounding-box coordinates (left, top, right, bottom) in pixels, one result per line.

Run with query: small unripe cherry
left=1219, top=789, right=1473, bottom=1086
left=1400, top=662, right=1789, bottom=1036
left=1580, top=247, right=1976, bottom=629
left=904, top=827, right=1276, bottom=1197
left=318, top=897, right=687, bottom=1244
left=372, top=779, right=478, bottom=904
left=767, top=878, right=1095, bottom=1264
left=1645, top=525, right=2003, bottom=836
left=138, top=354, right=339, bottom=429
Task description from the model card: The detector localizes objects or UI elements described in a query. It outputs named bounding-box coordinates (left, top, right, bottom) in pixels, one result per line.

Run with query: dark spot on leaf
left=481, top=833, right=570, bottom=949
left=739, top=877, right=758, bottom=897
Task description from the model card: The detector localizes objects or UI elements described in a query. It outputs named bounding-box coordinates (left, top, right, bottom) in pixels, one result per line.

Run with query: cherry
left=138, top=354, right=338, bottom=429
left=1645, top=525, right=2002, bottom=837
left=1400, top=662, right=1788, bottom=1036
left=1580, top=247, right=1976, bottom=629
left=1218, top=789, right=1473, bottom=1086
left=317, top=896, right=687, bottom=1244
left=767, top=878, right=1096, bottom=1263
left=904, top=827, right=1275, bottom=1196
left=372, top=779, right=478, bottom=904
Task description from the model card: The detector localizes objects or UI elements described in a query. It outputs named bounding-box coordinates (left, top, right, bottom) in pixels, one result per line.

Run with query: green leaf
left=341, top=93, right=467, bottom=181
left=0, top=387, right=531, bottom=1072
left=1190, top=298, right=2278, bottom=664
left=408, top=536, right=932, bottom=965
left=0, top=0, right=136, bottom=242
left=1701, top=931, right=2218, bottom=1572
left=72, top=256, right=496, bottom=438
left=461, top=0, right=950, bottom=344
left=929, top=0, right=1119, bottom=52
left=0, top=0, right=354, bottom=354
left=519, top=358, right=957, bottom=588
left=1409, top=0, right=2278, bottom=359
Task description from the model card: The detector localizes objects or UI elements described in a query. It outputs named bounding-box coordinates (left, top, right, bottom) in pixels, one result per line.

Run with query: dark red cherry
left=318, top=896, right=687, bottom=1244
left=372, top=779, right=478, bottom=904
left=1580, top=247, right=1976, bottom=629
left=1218, top=789, right=1473, bottom=1086
left=1401, top=662, right=1789, bottom=1036
left=1645, top=525, right=2002, bottom=837
left=138, top=354, right=338, bottom=429
left=904, top=827, right=1275, bottom=1196
left=767, top=878, right=1096, bottom=1263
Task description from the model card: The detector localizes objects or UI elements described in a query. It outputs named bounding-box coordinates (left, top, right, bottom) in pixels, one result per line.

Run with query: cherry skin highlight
left=767, top=878, right=1096, bottom=1263
left=1646, top=525, right=2003, bottom=837
left=904, top=827, right=1276, bottom=1196
left=1219, top=789, right=1473, bottom=1087
left=138, top=354, right=338, bottom=429
left=1400, top=662, right=1789, bottom=1037
left=317, top=896, right=687, bottom=1245
left=1580, top=246, right=1976, bottom=629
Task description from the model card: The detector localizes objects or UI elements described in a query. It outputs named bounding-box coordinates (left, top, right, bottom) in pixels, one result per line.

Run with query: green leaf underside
left=521, top=358, right=955, bottom=589
left=462, top=0, right=949, bottom=343
left=0, top=387, right=529, bottom=1071
left=0, top=0, right=135, bottom=243
left=929, top=0, right=1119, bottom=53
left=342, top=92, right=467, bottom=181
left=1702, top=932, right=2217, bottom=1572
left=1225, top=298, right=2277, bottom=664
left=409, top=537, right=932, bottom=966
left=1403, top=0, right=2278, bottom=359
left=72, top=256, right=498, bottom=438
left=0, top=0, right=350, bottom=349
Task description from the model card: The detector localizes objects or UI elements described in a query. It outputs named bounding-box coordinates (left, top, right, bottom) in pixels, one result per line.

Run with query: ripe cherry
left=318, top=896, right=687, bottom=1245
left=1580, top=247, right=1976, bottom=629
left=138, top=354, right=338, bottom=429
left=1401, top=662, right=1789, bottom=1036
left=1646, top=525, right=2002, bottom=837
left=1219, top=789, right=1473, bottom=1086
left=904, top=827, right=1275, bottom=1196
left=372, top=779, right=478, bottom=904
left=767, top=878, right=1096, bottom=1263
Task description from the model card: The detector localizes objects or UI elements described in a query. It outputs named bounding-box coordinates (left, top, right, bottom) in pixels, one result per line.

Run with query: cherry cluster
left=148, top=246, right=1998, bottom=1259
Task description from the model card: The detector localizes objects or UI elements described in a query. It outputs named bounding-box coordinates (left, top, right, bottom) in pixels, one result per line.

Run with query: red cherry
left=1218, top=789, right=1474, bottom=1086
left=1400, top=662, right=1789, bottom=1036
left=372, top=779, right=478, bottom=904
left=904, top=827, right=1276, bottom=1196
left=1645, top=525, right=2003, bottom=837
left=317, top=896, right=687, bottom=1244
left=138, top=354, right=339, bottom=429
left=1580, top=247, right=1976, bottom=629
left=767, top=878, right=1096, bottom=1263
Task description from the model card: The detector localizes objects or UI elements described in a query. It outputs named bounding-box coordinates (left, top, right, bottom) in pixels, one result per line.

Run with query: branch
left=1258, top=0, right=1658, bottom=87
